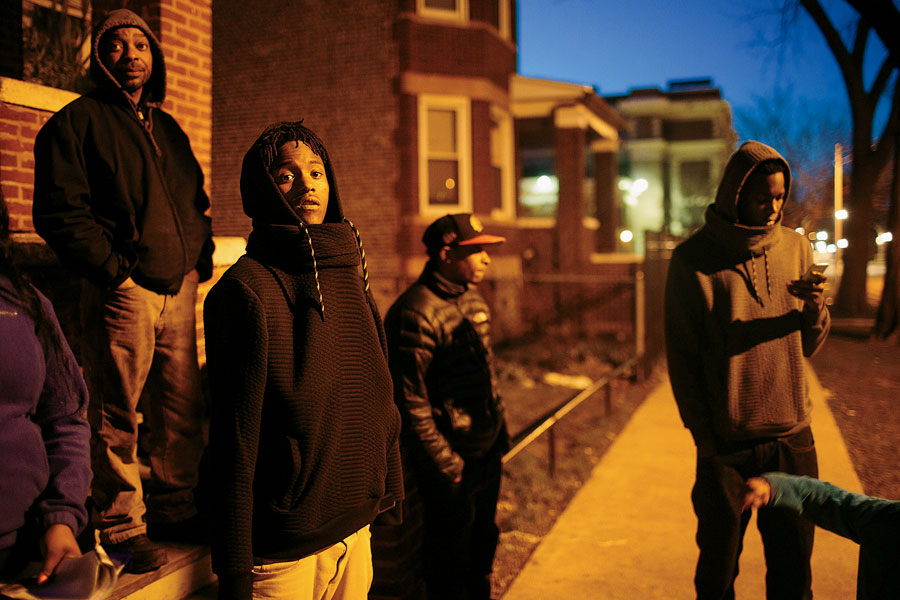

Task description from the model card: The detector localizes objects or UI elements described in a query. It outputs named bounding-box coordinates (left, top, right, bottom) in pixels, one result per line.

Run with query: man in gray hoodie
left=665, top=141, right=830, bottom=599
left=33, top=8, right=214, bottom=572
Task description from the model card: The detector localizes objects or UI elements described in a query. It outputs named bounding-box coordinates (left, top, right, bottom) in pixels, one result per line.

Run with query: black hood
left=89, top=8, right=166, bottom=107
left=240, top=122, right=344, bottom=227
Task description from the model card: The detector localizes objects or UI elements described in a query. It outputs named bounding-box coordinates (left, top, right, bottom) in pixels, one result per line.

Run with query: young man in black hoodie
left=32, top=9, right=214, bottom=572
left=204, top=121, right=403, bottom=600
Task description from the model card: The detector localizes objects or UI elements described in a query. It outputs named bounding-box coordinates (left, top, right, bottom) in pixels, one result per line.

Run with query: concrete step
left=111, top=543, right=215, bottom=600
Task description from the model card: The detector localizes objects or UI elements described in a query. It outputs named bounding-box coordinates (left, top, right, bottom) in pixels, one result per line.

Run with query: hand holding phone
left=800, top=262, right=829, bottom=282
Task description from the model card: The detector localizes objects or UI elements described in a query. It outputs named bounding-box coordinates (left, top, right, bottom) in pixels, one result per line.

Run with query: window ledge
left=0, top=76, right=80, bottom=112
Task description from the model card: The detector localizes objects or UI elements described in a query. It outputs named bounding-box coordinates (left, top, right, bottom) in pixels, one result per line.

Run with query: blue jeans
left=692, top=426, right=818, bottom=600
left=84, top=272, right=204, bottom=544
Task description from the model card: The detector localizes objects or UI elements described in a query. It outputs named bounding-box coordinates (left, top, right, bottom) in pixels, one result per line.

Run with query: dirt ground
left=809, top=330, right=900, bottom=500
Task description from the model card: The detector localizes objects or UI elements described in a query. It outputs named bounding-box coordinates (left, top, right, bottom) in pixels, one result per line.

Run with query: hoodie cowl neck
left=245, top=222, right=361, bottom=274
left=702, top=140, right=791, bottom=259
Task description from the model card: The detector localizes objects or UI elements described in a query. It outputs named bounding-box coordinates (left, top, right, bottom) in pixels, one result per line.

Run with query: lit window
left=418, top=95, right=471, bottom=214
left=518, top=150, right=556, bottom=219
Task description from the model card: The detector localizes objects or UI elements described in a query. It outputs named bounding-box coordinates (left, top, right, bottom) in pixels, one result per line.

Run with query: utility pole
left=834, top=143, right=843, bottom=271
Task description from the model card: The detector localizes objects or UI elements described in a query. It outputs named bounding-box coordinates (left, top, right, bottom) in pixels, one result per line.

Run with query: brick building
left=212, top=0, right=525, bottom=332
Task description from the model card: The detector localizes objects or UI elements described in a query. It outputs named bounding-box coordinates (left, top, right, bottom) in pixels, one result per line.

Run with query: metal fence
left=500, top=230, right=679, bottom=475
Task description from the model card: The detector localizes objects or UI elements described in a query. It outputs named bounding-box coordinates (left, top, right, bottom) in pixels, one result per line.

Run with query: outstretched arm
left=743, top=473, right=900, bottom=546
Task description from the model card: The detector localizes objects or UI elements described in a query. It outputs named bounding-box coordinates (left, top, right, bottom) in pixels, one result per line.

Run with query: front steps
left=111, top=543, right=215, bottom=600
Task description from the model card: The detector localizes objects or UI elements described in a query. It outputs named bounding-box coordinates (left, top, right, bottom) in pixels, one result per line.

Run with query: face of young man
left=738, top=170, right=786, bottom=227
left=269, top=141, right=330, bottom=225
left=442, top=245, right=491, bottom=285
left=100, top=27, right=153, bottom=105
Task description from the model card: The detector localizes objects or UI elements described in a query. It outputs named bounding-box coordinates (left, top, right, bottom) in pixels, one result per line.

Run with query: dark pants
left=693, top=426, right=818, bottom=600
left=416, top=453, right=502, bottom=600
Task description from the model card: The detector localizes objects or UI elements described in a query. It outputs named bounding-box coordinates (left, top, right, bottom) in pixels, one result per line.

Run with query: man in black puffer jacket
left=204, top=121, right=403, bottom=600
left=385, top=213, right=509, bottom=600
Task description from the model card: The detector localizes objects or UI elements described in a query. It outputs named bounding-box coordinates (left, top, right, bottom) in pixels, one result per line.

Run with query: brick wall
left=212, top=0, right=401, bottom=275
left=0, top=103, right=51, bottom=233
left=398, top=19, right=515, bottom=90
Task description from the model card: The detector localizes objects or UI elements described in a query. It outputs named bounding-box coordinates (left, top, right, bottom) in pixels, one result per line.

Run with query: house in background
left=213, top=0, right=522, bottom=330
left=605, top=78, right=737, bottom=253
left=511, top=74, right=625, bottom=266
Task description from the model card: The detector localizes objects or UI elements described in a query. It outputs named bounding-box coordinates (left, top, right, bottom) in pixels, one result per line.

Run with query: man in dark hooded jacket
left=203, top=121, right=403, bottom=600
left=665, top=141, right=830, bottom=599
left=32, top=8, right=214, bottom=572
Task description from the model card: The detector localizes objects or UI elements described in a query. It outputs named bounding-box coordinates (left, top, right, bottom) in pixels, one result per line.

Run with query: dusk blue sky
left=517, top=0, right=892, bottom=144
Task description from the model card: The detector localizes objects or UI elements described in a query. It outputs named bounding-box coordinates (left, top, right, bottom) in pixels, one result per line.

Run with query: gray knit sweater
left=665, top=141, right=830, bottom=447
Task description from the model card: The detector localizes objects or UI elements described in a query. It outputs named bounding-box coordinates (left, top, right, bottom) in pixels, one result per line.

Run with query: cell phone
left=800, top=262, right=829, bottom=282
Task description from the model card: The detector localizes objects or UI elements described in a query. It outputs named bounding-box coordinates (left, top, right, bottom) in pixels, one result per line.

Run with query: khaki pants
left=85, top=272, right=204, bottom=543
left=251, top=525, right=373, bottom=600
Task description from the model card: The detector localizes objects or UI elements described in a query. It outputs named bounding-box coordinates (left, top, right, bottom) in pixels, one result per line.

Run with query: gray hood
left=89, top=8, right=166, bottom=107
left=713, top=140, right=792, bottom=224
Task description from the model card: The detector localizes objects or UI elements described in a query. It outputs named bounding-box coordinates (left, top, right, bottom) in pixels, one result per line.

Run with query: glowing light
left=444, top=178, right=456, bottom=190
left=815, top=241, right=828, bottom=253
left=835, top=209, right=848, bottom=220
left=619, top=230, right=634, bottom=243
left=836, top=238, right=848, bottom=249
left=876, top=232, right=893, bottom=245
left=631, top=178, right=649, bottom=195
left=827, top=244, right=837, bottom=253
left=535, top=175, right=554, bottom=193
left=795, top=227, right=805, bottom=235
left=624, top=195, right=638, bottom=206
left=816, top=231, right=829, bottom=241
left=618, top=177, right=648, bottom=199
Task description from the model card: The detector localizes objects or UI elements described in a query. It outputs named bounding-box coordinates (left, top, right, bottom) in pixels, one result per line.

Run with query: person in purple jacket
left=0, top=195, right=91, bottom=585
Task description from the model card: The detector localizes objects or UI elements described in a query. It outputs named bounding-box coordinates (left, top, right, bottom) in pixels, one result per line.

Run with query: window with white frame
left=418, top=95, right=471, bottom=215
left=416, top=0, right=467, bottom=23
left=486, top=0, right=511, bottom=40
left=489, top=105, right=514, bottom=218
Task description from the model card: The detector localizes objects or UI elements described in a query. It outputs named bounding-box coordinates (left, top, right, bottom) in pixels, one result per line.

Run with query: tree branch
left=850, top=18, right=868, bottom=64
left=868, top=56, right=896, bottom=109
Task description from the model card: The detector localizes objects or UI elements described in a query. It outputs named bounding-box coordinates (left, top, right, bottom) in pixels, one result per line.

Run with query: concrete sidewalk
left=502, top=364, right=862, bottom=599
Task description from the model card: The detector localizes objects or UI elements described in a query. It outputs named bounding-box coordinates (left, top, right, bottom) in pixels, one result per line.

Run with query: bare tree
left=844, top=0, right=900, bottom=339
left=794, top=0, right=899, bottom=317
left=735, top=86, right=849, bottom=232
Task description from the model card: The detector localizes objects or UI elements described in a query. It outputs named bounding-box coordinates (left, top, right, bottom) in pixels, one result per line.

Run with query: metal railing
left=501, top=354, right=642, bottom=476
